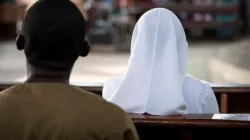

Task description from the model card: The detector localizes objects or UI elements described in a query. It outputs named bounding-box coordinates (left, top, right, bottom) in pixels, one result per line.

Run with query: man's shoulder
left=0, top=84, right=20, bottom=95
left=71, top=88, right=129, bottom=129
left=73, top=86, right=126, bottom=115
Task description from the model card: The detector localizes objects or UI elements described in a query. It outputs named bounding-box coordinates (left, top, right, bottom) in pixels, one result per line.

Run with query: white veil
left=103, top=8, right=188, bottom=115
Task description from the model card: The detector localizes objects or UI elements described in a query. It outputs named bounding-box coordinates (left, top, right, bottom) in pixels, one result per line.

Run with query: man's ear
left=79, top=40, right=90, bottom=57
left=16, top=34, right=25, bottom=50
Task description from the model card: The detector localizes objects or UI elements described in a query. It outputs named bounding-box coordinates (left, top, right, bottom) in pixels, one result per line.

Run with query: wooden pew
left=212, top=84, right=250, bottom=113
left=130, top=114, right=250, bottom=140
left=0, top=83, right=250, bottom=113
left=0, top=84, right=250, bottom=139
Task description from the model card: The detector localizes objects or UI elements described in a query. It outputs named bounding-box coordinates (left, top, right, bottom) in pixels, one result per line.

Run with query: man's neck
left=26, top=75, right=69, bottom=83
left=26, top=64, right=71, bottom=84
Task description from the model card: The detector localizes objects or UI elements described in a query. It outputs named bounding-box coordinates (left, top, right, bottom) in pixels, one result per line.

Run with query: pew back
left=131, top=114, right=250, bottom=140
left=0, top=83, right=250, bottom=113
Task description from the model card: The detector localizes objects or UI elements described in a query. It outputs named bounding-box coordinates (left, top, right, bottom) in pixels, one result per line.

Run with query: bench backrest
left=130, top=114, right=250, bottom=140
left=0, top=84, right=250, bottom=113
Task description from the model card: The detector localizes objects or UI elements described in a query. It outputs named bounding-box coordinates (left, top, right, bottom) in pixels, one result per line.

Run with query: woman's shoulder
left=105, top=76, right=124, bottom=87
left=184, top=76, right=211, bottom=87
left=106, top=76, right=124, bottom=83
left=183, top=76, right=212, bottom=96
left=103, top=76, right=124, bottom=97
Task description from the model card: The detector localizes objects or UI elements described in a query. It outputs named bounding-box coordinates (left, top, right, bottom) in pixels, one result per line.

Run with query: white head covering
left=103, top=8, right=188, bottom=115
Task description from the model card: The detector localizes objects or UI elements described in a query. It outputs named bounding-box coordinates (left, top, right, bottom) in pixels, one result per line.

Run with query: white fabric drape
left=103, top=8, right=187, bottom=115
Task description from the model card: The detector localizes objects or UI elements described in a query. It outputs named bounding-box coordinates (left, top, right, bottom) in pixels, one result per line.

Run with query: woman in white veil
left=102, top=8, right=219, bottom=115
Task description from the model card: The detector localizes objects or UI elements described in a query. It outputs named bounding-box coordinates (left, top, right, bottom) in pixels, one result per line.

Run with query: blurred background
left=0, top=0, right=250, bottom=84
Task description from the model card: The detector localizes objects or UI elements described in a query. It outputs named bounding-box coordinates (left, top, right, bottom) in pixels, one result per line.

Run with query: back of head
left=18, top=0, right=89, bottom=70
left=104, top=8, right=188, bottom=115
left=131, top=8, right=188, bottom=75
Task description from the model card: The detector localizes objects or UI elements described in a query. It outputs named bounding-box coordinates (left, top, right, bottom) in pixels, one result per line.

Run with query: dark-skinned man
left=0, top=0, right=139, bottom=140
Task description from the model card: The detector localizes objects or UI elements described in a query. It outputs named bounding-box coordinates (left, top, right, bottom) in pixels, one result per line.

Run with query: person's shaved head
left=16, top=0, right=90, bottom=82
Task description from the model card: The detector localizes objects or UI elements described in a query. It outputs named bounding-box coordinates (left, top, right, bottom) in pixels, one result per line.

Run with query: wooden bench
left=0, top=84, right=250, bottom=139
left=130, top=114, right=250, bottom=140
left=0, top=83, right=250, bottom=113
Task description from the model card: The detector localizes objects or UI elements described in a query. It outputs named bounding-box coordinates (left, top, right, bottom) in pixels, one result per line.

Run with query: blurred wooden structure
left=127, top=2, right=240, bottom=39
left=0, top=3, right=25, bottom=23
left=0, top=3, right=25, bottom=40
left=0, top=0, right=242, bottom=41
left=0, top=1, right=85, bottom=40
